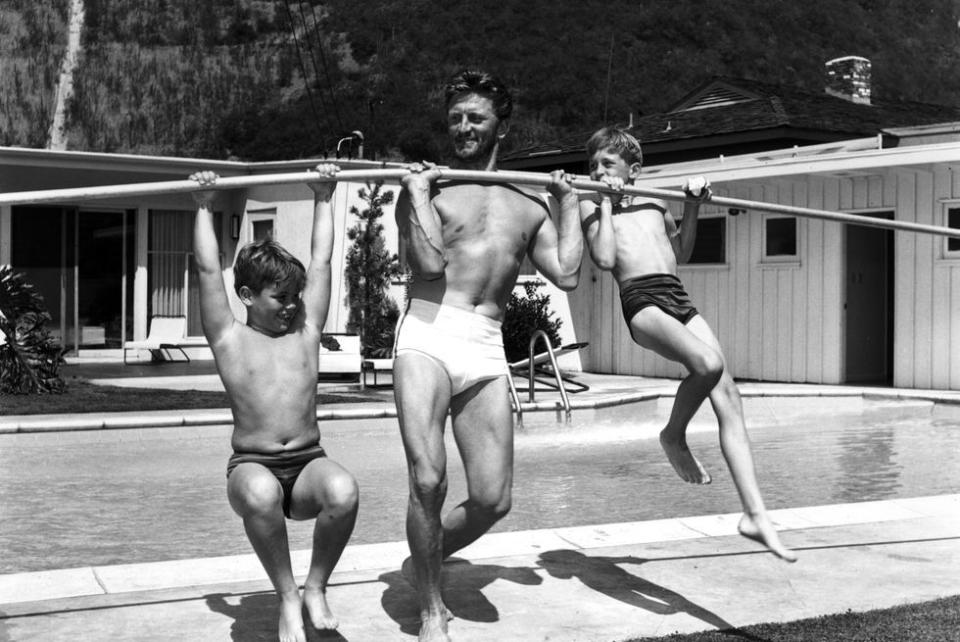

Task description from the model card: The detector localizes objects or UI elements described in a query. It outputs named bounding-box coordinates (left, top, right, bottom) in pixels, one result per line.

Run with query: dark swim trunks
left=226, top=443, right=327, bottom=518
left=619, top=273, right=699, bottom=326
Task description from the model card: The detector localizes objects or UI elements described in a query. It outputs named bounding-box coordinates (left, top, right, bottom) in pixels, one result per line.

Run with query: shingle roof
left=502, top=77, right=960, bottom=161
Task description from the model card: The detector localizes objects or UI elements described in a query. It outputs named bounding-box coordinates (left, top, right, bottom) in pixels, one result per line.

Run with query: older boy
left=191, top=165, right=359, bottom=642
left=581, top=127, right=796, bottom=563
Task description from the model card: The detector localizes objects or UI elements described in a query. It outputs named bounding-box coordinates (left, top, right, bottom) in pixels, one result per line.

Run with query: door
left=844, top=213, right=894, bottom=384
left=10, top=207, right=134, bottom=354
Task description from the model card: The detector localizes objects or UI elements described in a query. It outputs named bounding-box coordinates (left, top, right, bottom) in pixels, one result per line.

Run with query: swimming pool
left=1, top=395, right=958, bottom=574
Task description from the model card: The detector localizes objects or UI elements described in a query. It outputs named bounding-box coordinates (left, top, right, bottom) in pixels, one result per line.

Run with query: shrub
left=0, top=265, right=65, bottom=394
left=501, top=281, right=562, bottom=363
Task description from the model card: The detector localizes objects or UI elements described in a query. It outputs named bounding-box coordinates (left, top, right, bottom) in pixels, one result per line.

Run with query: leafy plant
left=0, top=265, right=65, bottom=394
left=501, top=281, right=562, bottom=363
left=344, top=182, right=401, bottom=358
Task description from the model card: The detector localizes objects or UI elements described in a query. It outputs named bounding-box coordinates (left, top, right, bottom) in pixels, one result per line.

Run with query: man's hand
left=189, top=171, right=219, bottom=210
left=307, top=163, right=340, bottom=201
left=401, top=161, right=442, bottom=198
left=546, top=169, right=574, bottom=199
left=682, top=175, right=712, bottom=202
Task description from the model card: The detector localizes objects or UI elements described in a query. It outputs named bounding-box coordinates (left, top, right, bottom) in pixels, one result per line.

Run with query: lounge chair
left=509, top=341, right=590, bottom=393
left=122, top=316, right=193, bottom=364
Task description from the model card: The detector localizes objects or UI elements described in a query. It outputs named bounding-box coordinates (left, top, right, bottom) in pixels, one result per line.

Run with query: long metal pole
left=2, top=167, right=959, bottom=238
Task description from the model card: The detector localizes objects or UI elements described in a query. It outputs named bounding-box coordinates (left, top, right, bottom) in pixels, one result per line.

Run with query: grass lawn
left=0, top=380, right=384, bottom=415
left=628, top=594, right=960, bottom=642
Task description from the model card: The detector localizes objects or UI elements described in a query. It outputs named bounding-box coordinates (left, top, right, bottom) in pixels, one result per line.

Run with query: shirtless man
left=394, top=69, right=583, bottom=641
left=580, top=126, right=796, bottom=562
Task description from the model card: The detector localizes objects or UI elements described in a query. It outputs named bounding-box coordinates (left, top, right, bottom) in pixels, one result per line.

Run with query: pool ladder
left=507, top=330, right=573, bottom=428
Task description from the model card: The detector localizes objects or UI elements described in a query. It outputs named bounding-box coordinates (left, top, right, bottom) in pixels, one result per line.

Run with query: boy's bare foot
left=303, top=585, right=339, bottom=630
left=278, top=592, right=307, bottom=642
left=419, top=609, right=452, bottom=642
left=659, top=429, right=712, bottom=484
left=738, top=513, right=798, bottom=563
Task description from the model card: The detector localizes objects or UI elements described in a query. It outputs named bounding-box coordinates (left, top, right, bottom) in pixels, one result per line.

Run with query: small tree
left=344, top=182, right=402, bottom=358
left=0, top=265, right=65, bottom=394
left=501, top=281, right=562, bottom=363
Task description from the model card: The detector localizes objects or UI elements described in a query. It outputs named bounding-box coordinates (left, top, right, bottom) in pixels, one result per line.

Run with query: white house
left=568, top=129, right=960, bottom=390
left=0, top=147, right=405, bottom=360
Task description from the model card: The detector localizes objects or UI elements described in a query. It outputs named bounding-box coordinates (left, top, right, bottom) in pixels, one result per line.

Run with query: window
left=687, top=216, right=726, bottom=264
left=247, top=209, right=276, bottom=242
left=945, top=205, right=960, bottom=257
left=149, top=209, right=221, bottom=336
left=763, top=216, right=798, bottom=261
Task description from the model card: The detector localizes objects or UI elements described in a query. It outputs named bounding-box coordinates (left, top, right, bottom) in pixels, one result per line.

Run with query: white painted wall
left=567, top=166, right=960, bottom=390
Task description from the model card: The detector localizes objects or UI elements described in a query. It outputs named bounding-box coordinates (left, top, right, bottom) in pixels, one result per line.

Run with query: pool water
left=1, top=396, right=959, bottom=574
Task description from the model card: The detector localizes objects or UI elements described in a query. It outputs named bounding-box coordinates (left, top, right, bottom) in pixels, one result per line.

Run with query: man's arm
left=673, top=176, right=712, bottom=264
left=396, top=162, right=446, bottom=280
left=190, top=171, right=235, bottom=344
left=299, top=164, right=339, bottom=335
left=528, top=170, right=583, bottom=291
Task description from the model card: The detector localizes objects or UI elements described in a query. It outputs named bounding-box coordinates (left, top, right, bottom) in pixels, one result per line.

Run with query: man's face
left=446, top=93, right=505, bottom=162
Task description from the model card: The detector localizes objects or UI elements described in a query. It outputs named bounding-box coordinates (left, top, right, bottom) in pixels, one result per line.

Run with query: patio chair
left=122, top=316, right=191, bottom=364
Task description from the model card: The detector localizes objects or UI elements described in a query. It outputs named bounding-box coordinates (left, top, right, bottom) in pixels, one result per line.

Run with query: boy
left=580, top=127, right=796, bottom=563
left=191, top=165, right=360, bottom=642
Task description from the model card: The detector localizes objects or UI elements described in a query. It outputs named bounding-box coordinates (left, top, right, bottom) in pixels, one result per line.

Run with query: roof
left=501, top=77, right=960, bottom=164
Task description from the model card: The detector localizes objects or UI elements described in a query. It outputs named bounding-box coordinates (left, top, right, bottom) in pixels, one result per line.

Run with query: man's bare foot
left=278, top=592, right=307, bottom=642
left=659, top=429, right=712, bottom=484
left=738, top=513, right=798, bottom=563
left=303, top=585, right=339, bottom=630
left=402, top=557, right=455, bottom=621
left=419, top=609, right=452, bottom=642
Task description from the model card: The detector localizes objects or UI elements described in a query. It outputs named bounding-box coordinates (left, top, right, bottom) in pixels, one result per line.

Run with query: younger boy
left=191, top=165, right=360, bottom=642
left=580, top=127, right=796, bottom=562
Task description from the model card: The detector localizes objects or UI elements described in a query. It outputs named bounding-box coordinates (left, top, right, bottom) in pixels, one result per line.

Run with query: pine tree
left=343, top=182, right=401, bottom=358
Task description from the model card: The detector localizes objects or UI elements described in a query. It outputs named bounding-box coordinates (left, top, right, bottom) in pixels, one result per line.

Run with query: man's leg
left=683, top=316, right=797, bottom=562
left=629, top=308, right=723, bottom=484
left=394, top=352, right=454, bottom=642
left=227, top=464, right=306, bottom=642
left=443, top=375, right=514, bottom=558
left=288, top=458, right=360, bottom=630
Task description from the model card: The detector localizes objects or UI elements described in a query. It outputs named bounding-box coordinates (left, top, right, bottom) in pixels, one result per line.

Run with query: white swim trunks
left=394, top=299, right=509, bottom=395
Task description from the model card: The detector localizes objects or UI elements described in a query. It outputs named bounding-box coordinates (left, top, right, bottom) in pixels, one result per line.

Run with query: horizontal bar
left=1, top=166, right=958, bottom=238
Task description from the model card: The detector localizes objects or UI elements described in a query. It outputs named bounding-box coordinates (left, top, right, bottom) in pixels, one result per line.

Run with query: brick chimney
left=825, top=56, right=871, bottom=105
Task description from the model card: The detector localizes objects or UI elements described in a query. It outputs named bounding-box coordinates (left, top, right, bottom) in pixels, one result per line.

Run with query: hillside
left=2, top=0, right=960, bottom=162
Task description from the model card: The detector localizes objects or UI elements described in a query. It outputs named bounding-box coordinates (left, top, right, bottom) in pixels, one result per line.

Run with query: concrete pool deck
left=2, top=362, right=960, bottom=640
left=1, top=495, right=958, bottom=641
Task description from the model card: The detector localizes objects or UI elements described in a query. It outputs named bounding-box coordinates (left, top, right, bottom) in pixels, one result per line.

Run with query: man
left=394, top=69, right=583, bottom=642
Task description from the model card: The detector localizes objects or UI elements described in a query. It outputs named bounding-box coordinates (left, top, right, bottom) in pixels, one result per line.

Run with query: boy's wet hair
left=444, top=69, right=513, bottom=120
left=233, top=238, right=305, bottom=297
left=586, top=127, right=643, bottom=166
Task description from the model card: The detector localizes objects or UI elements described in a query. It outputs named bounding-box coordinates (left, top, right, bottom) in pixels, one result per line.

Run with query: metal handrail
left=526, top=330, right=572, bottom=423
left=506, top=369, right=524, bottom=430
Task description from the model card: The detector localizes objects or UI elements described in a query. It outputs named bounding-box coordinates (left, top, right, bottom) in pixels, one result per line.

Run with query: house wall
left=568, top=168, right=960, bottom=390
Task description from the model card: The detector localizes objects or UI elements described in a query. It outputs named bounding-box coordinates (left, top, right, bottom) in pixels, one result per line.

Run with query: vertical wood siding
left=568, top=167, right=960, bottom=389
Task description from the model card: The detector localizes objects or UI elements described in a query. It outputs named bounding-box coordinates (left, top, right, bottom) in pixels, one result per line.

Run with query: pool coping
left=2, top=493, right=957, bottom=612
left=3, top=382, right=960, bottom=434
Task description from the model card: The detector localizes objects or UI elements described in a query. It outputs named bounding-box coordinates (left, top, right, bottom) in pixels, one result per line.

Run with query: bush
left=0, top=265, right=65, bottom=394
left=501, top=281, right=562, bottom=363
